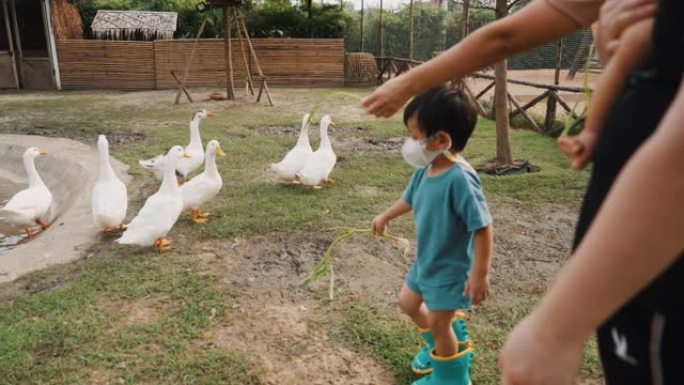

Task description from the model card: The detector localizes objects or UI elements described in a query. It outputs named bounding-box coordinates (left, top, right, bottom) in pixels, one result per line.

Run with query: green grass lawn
left=0, top=88, right=597, bottom=384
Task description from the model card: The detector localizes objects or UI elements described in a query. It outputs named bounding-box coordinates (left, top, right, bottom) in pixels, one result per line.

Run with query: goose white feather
left=117, top=146, right=187, bottom=248
left=92, top=135, right=128, bottom=231
left=271, top=113, right=313, bottom=181
left=296, top=115, right=337, bottom=187
left=181, top=140, right=224, bottom=222
left=139, top=109, right=212, bottom=180
left=0, top=147, right=52, bottom=232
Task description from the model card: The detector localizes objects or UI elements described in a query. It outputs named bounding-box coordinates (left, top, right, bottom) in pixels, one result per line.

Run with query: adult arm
left=499, top=75, right=684, bottom=384
left=362, top=0, right=585, bottom=118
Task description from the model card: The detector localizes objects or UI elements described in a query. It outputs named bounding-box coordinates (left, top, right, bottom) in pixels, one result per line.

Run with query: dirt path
left=183, top=198, right=581, bottom=384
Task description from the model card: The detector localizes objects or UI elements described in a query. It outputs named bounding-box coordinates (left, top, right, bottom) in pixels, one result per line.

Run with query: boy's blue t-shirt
left=402, top=159, right=492, bottom=287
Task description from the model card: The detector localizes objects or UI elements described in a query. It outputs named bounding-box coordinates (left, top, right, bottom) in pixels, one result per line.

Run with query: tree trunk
left=494, top=0, right=513, bottom=165
left=379, top=0, right=384, bottom=57
left=460, top=0, right=470, bottom=39
left=409, top=0, right=414, bottom=59
left=360, top=0, right=364, bottom=51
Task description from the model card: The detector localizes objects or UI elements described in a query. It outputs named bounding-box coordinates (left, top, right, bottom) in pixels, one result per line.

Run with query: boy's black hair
left=403, top=86, right=478, bottom=152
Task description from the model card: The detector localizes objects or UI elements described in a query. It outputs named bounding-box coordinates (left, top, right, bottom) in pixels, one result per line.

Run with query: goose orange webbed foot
left=155, top=238, right=171, bottom=251
left=190, top=209, right=208, bottom=224
left=197, top=210, right=211, bottom=219
left=36, top=218, right=50, bottom=230
left=322, top=178, right=335, bottom=185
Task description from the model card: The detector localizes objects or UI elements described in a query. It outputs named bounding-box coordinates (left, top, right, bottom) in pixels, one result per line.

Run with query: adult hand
left=362, top=74, right=416, bottom=118
left=598, top=0, right=658, bottom=60
left=499, top=315, right=585, bottom=385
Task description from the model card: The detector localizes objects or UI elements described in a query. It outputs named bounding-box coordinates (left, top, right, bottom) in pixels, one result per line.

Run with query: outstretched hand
left=557, top=130, right=599, bottom=171
left=362, top=76, right=415, bottom=118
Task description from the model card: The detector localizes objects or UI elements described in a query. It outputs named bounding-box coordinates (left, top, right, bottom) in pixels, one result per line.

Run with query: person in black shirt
left=500, top=0, right=684, bottom=383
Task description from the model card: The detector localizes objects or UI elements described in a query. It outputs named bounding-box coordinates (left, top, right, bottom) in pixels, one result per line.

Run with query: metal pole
left=379, top=0, right=384, bottom=57
left=409, top=0, right=414, bottom=59
left=359, top=0, right=364, bottom=52
left=42, top=0, right=61, bottom=90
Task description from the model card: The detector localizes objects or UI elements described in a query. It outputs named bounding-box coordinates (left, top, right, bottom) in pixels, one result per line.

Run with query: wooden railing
left=375, top=56, right=423, bottom=83
left=375, top=56, right=591, bottom=134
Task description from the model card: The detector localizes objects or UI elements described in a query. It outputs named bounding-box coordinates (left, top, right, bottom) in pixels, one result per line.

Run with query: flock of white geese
left=0, top=110, right=338, bottom=251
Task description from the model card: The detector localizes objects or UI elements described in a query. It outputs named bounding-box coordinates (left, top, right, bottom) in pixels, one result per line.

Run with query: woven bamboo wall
left=57, top=39, right=344, bottom=90
left=57, top=40, right=155, bottom=89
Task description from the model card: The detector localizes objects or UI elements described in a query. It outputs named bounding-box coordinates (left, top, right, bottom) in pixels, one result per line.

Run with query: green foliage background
left=71, top=0, right=590, bottom=69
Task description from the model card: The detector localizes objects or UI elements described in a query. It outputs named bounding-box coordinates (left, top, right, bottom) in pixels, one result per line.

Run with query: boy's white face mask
left=401, top=136, right=454, bottom=168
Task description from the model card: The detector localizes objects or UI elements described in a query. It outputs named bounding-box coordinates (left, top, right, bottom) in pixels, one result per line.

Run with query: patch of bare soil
left=192, top=234, right=402, bottom=385
left=488, top=200, right=578, bottom=297
left=188, top=199, right=579, bottom=383
left=260, top=123, right=402, bottom=154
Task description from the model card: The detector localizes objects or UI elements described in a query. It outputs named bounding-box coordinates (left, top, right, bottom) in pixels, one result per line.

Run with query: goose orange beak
left=183, top=152, right=192, bottom=158
left=206, top=111, right=215, bottom=117
left=216, top=146, right=226, bottom=156
left=38, top=149, right=48, bottom=155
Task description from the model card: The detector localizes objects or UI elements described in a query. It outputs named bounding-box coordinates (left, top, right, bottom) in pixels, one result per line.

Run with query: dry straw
left=302, top=227, right=410, bottom=300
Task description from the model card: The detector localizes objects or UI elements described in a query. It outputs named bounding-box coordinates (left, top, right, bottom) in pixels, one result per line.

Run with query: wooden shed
left=0, top=0, right=64, bottom=90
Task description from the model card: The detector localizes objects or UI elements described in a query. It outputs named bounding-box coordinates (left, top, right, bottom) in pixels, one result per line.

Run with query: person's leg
left=399, top=282, right=429, bottom=328
left=428, top=310, right=458, bottom=357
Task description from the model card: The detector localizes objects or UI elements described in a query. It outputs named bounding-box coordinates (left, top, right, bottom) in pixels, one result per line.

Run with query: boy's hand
left=464, top=273, right=490, bottom=305
left=557, top=130, right=598, bottom=171
left=371, top=214, right=389, bottom=236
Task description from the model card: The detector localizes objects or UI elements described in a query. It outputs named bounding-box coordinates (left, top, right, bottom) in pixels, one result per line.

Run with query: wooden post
left=237, top=9, right=273, bottom=106
left=223, top=6, right=235, bottom=100
left=175, top=12, right=209, bottom=104
left=2, top=0, right=19, bottom=89
left=545, top=39, right=562, bottom=132
left=494, top=0, right=513, bottom=165
left=232, top=7, right=253, bottom=96
left=379, top=0, right=384, bottom=57
left=460, top=0, right=470, bottom=38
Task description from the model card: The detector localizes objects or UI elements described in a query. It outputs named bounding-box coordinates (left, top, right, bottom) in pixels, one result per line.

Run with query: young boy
left=372, top=86, right=494, bottom=385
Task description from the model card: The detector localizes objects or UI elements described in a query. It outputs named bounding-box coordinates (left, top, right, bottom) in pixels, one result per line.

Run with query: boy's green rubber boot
left=411, top=312, right=469, bottom=375
left=412, top=342, right=474, bottom=385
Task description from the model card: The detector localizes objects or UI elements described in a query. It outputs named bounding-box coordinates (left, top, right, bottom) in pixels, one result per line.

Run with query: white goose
left=271, top=113, right=313, bottom=183
left=181, top=140, right=225, bottom=224
left=0, top=147, right=52, bottom=239
left=92, top=135, right=128, bottom=232
left=297, top=115, right=337, bottom=189
left=117, top=146, right=189, bottom=251
left=139, top=109, right=212, bottom=182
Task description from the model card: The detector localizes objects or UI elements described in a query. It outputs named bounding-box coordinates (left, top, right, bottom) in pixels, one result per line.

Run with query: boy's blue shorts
left=405, top=262, right=472, bottom=311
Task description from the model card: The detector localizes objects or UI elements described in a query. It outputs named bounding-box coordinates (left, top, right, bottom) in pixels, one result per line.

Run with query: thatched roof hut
left=91, top=10, right=177, bottom=41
